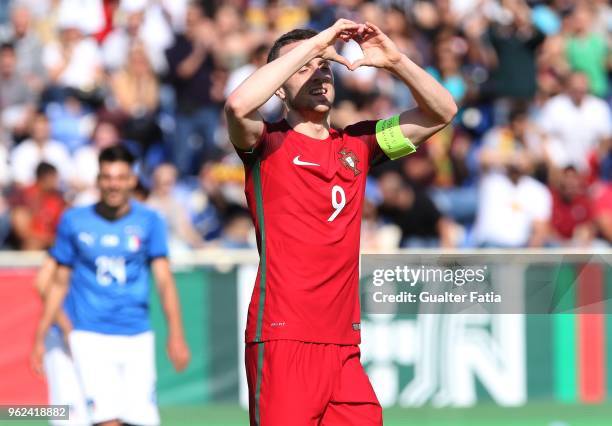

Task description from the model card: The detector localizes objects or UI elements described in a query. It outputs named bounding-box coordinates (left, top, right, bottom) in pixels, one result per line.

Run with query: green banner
left=147, top=261, right=612, bottom=407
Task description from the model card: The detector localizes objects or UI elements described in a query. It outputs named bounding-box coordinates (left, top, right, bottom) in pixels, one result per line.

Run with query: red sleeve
left=344, top=120, right=388, bottom=167
left=593, top=184, right=612, bottom=218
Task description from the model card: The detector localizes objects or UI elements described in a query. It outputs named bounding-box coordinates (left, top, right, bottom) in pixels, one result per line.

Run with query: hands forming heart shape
left=320, top=19, right=403, bottom=71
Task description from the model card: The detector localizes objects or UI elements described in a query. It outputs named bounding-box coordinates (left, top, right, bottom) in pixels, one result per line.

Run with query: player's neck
left=95, top=201, right=132, bottom=221
left=286, top=110, right=330, bottom=140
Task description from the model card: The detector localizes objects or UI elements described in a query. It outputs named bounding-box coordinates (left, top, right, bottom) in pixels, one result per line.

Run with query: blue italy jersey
left=50, top=200, right=168, bottom=335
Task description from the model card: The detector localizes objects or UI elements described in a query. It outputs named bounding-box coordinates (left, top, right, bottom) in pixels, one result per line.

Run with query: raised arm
left=224, top=19, right=359, bottom=151
left=349, top=22, right=457, bottom=147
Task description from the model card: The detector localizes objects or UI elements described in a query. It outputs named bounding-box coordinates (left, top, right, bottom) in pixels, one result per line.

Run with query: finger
left=330, top=54, right=352, bottom=69
left=334, top=19, right=359, bottom=28
left=31, top=356, right=43, bottom=376
left=336, top=18, right=357, bottom=26
left=173, top=357, right=182, bottom=371
left=349, top=58, right=368, bottom=71
left=339, top=31, right=353, bottom=41
left=365, top=21, right=383, bottom=34
left=336, top=21, right=360, bottom=33
left=176, top=355, right=189, bottom=371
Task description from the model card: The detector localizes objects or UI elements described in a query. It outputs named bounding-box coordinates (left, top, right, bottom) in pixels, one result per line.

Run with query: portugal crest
left=338, top=148, right=361, bottom=176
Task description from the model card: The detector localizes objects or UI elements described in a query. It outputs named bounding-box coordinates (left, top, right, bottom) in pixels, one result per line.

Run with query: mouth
left=309, top=87, right=328, bottom=96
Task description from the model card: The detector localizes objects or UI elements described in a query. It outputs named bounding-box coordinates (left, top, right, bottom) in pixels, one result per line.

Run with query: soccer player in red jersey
left=225, top=19, right=457, bottom=425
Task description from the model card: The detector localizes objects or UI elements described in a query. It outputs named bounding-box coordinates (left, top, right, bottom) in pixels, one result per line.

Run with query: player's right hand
left=30, top=339, right=45, bottom=376
left=315, top=19, right=362, bottom=69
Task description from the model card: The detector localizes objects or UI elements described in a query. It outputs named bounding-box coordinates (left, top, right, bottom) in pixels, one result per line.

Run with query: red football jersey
left=237, top=119, right=384, bottom=345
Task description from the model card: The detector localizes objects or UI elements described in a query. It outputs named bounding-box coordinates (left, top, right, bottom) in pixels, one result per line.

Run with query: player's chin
left=103, top=192, right=127, bottom=207
left=311, top=101, right=332, bottom=113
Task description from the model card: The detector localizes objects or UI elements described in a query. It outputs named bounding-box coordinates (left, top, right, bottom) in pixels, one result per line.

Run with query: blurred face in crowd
left=11, top=6, right=30, bottom=38
left=386, top=8, right=406, bottom=36
left=559, top=167, right=583, bottom=201
left=152, top=164, right=178, bottom=197
left=97, top=160, right=137, bottom=208
left=126, top=11, right=144, bottom=36
left=93, top=122, right=120, bottom=150
left=128, top=43, right=152, bottom=75
left=378, top=172, right=403, bottom=206
left=276, top=42, right=335, bottom=116
left=0, top=46, right=16, bottom=77
left=435, top=38, right=460, bottom=76
left=31, top=114, right=50, bottom=143
left=215, top=5, right=241, bottom=35
left=571, top=6, right=592, bottom=34
left=510, top=113, right=528, bottom=139
left=223, top=214, right=253, bottom=245
left=39, top=171, right=59, bottom=192
left=360, top=3, right=385, bottom=29
left=60, top=27, right=82, bottom=48
left=567, top=73, right=589, bottom=105
left=185, top=3, right=205, bottom=38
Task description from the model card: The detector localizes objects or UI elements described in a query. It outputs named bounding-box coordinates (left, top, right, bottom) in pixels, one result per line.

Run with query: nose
left=312, top=68, right=331, bottom=83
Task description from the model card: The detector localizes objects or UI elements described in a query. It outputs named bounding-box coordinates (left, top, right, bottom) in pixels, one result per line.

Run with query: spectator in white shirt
left=102, top=2, right=168, bottom=73
left=474, top=159, right=552, bottom=248
left=538, top=72, right=612, bottom=173
left=9, top=112, right=73, bottom=186
left=42, top=8, right=103, bottom=93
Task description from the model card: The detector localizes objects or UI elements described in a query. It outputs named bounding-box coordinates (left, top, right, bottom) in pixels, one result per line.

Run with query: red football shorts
left=245, top=340, right=382, bottom=426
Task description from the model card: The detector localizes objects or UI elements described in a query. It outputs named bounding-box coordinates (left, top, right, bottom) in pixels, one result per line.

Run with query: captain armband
left=375, top=115, right=417, bottom=160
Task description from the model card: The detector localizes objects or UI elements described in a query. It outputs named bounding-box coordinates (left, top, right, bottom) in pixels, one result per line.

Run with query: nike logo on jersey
left=293, top=156, right=320, bottom=167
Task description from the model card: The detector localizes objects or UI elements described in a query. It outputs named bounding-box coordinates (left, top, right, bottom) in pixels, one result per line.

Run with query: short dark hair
left=267, top=28, right=318, bottom=63
left=99, top=145, right=135, bottom=167
left=35, top=162, right=57, bottom=180
left=0, top=42, right=14, bottom=53
left=188, top=0, right=207, bottom=17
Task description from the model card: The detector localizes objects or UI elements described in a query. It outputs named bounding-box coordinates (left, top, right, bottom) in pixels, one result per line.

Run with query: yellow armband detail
left=375, top=115, right=416, bottom=160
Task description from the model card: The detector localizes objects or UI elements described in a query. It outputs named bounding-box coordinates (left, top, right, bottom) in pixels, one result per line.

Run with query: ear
left=129, top=173, right=138, bottom=190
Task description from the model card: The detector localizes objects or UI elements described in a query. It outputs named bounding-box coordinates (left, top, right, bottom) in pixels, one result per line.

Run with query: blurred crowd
left=0, top=0, right=610, bottom=253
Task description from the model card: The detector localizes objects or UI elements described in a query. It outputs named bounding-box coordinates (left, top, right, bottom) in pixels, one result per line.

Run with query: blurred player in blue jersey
left=31, top=146, right=190, bottom=426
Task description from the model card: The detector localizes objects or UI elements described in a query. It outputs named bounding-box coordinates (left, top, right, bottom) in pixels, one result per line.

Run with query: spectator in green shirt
left=565, top=6, right=608, bottom=97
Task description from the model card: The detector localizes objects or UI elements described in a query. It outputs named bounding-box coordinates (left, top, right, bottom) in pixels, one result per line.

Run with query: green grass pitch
left=14, top=402, right=612, bottom=425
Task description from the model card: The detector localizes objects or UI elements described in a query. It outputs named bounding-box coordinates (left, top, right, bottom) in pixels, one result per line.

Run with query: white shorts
left=68, top=330, right=160, bottom=426
left=44, top=328, right=91, bottom=426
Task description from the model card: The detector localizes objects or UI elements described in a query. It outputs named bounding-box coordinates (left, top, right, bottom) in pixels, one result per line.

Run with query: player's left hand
left=167, top=334, right=190, bottom=372
left=30, top=339, right=45, bottom=376
left=348, top=21, right=403, bottom=70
